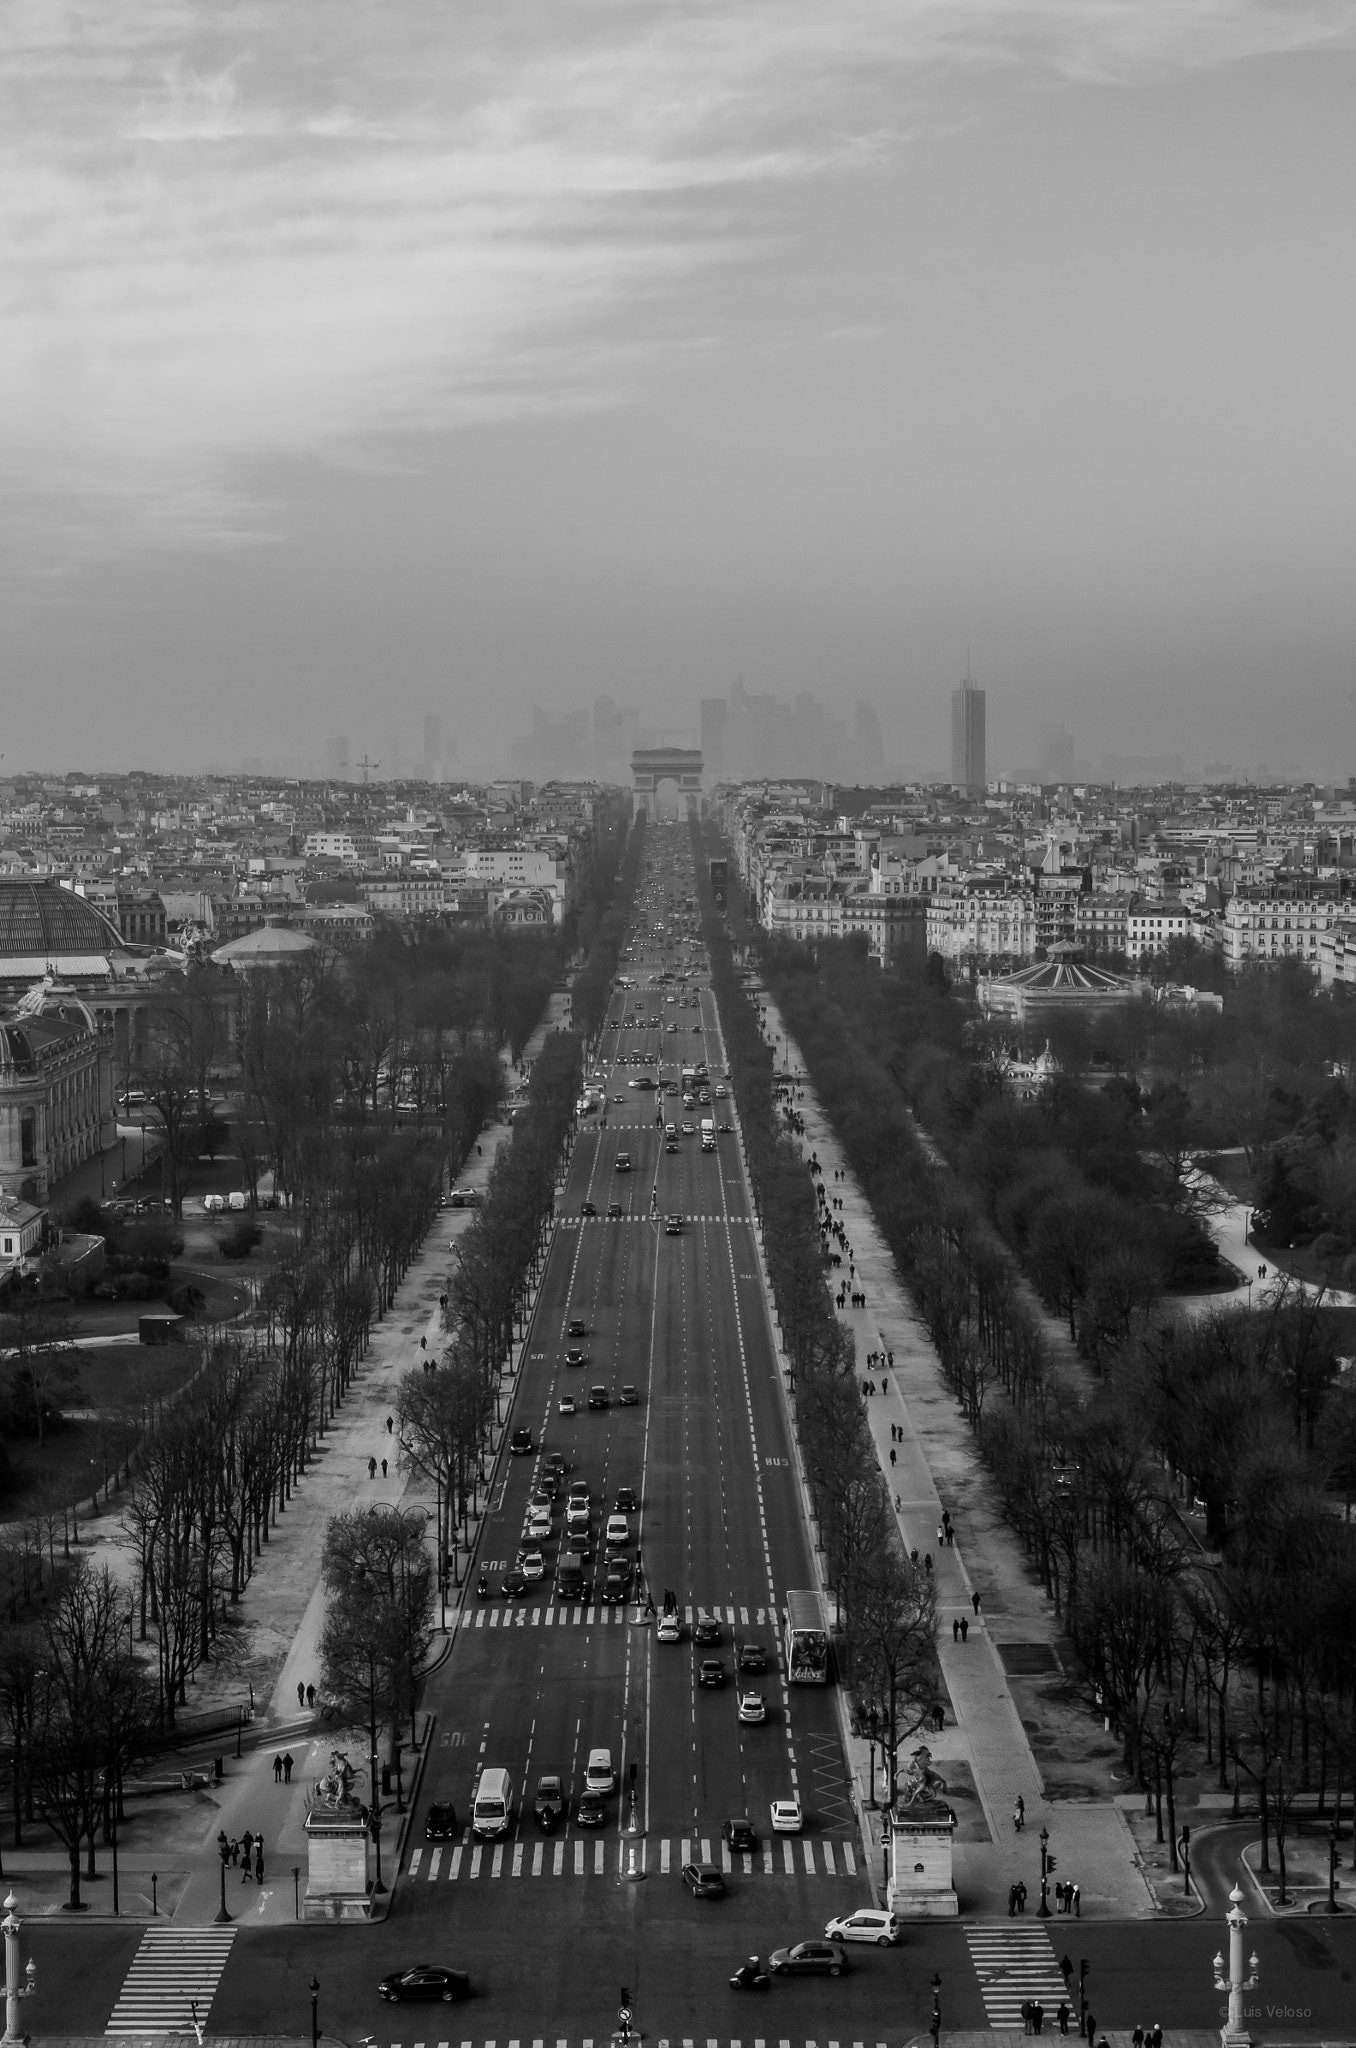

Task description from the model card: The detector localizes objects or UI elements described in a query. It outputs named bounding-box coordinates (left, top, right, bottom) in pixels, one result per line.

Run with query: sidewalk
left=753, top=990, right=1150, bottom=1920
left=3, top=1000, right=571, bottom=1927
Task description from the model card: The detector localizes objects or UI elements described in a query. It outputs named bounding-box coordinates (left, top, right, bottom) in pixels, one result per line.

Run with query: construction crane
left=359, top=755, right=380, bottom=784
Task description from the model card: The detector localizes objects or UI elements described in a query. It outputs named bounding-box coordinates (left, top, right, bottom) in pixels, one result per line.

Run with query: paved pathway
left=751, top=987, right=1148, bottom=1920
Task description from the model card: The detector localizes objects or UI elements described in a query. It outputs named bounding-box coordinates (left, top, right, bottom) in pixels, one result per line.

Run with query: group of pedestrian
left=1130, top=2027, right=1164, bottom=2048
left=951, top=1615, right=970, bottom=1642
left=217, top=1827, right=265, bottom=1884
left=367, top=1455, right=389, bottom=1478
left=1006, top=1879, right=1029, bottom=1914
left=296, top=1681, right=318, bottom=1709
left=1054, top=1878, right=1081, bottom=1915
left=270, top=1752, right=295, bottom=1783
left=1021, top=2000, right=1081, bottom=2037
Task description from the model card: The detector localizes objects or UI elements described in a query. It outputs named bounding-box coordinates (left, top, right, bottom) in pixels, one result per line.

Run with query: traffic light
left=1047, top=1855, right=1057, bottom=1872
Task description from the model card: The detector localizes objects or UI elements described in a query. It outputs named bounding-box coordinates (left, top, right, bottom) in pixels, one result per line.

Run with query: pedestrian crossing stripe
left=405, top=1837, right=857, bottom=1882
left=964, top=1925, right=1071, bottom=2027
left=380, top=2040, right=890, bottom=2048
left=561, top=1215, right=749, bottom=1226
left=458, top=1604, right=775, bottom=1630
left=106, top=1927, right=237, bottom=2035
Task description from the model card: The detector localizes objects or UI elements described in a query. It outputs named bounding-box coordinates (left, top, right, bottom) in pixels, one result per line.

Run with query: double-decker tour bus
left=784, top=1590, right=830, bottom=1683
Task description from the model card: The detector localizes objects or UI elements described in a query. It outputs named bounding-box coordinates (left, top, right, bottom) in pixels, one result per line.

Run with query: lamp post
left=1037, top=1825, right=1052, bottom=1917
left=1181, top=1822, right=1192, bottom=1898
left=930, top=1971, right=941, bottom=2046
left=1329, top=1820, right=1340, bottom=1914
left=1213, top=1884, right=1259, bottom=2047
left=369, top=1799, right=385, bottom=1895
left=309, top=1975, right=319, bottom=2048
left=1, top=1894, right=38, bottom=2048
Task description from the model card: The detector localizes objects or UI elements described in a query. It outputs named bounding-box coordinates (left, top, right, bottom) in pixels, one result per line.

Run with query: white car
left=771, top=1796, right=803, bottom=1833
left=656, top=1612, right=682, bottom=1643
left=604, top=1515, right=630, bottom=1546
left=824, top=1908, right=900, bottom=1947
left=518, top=1549, right=545, bottom=1583
left=737, top=1691, right=766, bottom=1724
left=525, top=1510, right=551, bottom=1542
left=558, top=1394, right=576, bottom=1416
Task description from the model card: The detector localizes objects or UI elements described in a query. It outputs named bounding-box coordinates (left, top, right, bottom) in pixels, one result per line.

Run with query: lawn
left=0, top=1345, right=203, bottom=1524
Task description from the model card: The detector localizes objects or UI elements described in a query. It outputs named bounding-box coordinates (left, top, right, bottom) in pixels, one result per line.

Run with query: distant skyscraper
left=950, top=674, right=986, bottom=792
left=423, top=714, right=442, bottom=775
left=700, top=698, right=727, bottom=781
left=1041, top=724, right=1074, bottom=783
left=853, top=702, right=883, bottom=776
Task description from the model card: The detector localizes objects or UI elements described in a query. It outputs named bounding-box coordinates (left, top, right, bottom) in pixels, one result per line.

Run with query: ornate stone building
left=0, top=978, right=115, bottom=1203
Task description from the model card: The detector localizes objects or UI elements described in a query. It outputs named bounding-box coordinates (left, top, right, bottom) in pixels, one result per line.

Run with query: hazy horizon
left=4, top=4, right=1354, bottom=782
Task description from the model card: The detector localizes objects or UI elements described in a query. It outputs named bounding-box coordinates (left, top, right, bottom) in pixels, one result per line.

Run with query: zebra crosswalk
left=379, top=2040, right=889, bottom=2048
left=106, top=1926, right=236, bottom=2036
left=458, top=1603, right=777, bottom=1632
left=561, top=1214, right=750, bottom=1226
left=406, top=1835, right=857, bottom=1883
left=965, top=1924, right=1071, bottom=2028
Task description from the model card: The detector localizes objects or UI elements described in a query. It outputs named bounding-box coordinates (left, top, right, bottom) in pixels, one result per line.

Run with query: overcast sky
left=3, top=2, right=1354, bottom=780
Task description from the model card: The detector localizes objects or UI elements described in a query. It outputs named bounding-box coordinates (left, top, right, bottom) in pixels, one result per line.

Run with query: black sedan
left=378, top=1965, right=471, bottom=2003
left=576, top=1790, right=607, bottom=1828
left=502, top=1568, right=529, bottom=1598
left=722, top=1816, right=757, bottom=1852
left=698, top=1658, right=726, bottom=1688
left=768, top=1942, right=849, bottom=1978
left=579, top=1200, right=597, bottom=1216
left=424, top=1802, right=458, bottom=1840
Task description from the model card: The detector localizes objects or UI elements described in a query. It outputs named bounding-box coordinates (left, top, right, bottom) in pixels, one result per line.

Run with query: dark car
left=533, top=1774, right=567, bottom=1832
left=619, top=1384, right=639, bottom=1406
left=614, top=1485, right=638, bottom=1512
left=718, top=1121, right=734, bottom=1134
left=768, top=1942, right=848, bottom=1978
left=565, top=1348, right=587, bottom=1368
left=665, top=1140, right=679, bottom=1154
left=424, top=1802, right=458, bottom=1840
left=567, top=1317, right=587, bottom=1337
left=722, top=1816, right=757, bottom=1853
left=680, top=1860, right=726, bottom=1898
left=579, top=1200, right=597, bottom=1217
left=602, top=1564, right=632, bottom=1603
left=509, top=1427, right=533, bottom=1455
left=737, top=1642, right=767, bottom=1674
left=576, top=1790, right=607, bottom=1828
left=607, top=1201, right=624, bottom=1218
left=502, top=1568, right=529, bottom=1598
left=588, top=1385, right=609, bottom=1409
left=694, top=1613, right=721, bottom=1644
left=698, top=1658, right=726, bottom=1689
left=378, top=1965, right=471, bottom=2003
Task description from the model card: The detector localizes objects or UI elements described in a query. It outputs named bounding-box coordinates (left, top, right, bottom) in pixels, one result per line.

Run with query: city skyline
left=3, top=7, right=1354, bottom=782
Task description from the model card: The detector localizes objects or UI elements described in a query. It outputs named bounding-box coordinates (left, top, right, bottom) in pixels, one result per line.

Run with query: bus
left=784, top=1590, right=830, bottom=1683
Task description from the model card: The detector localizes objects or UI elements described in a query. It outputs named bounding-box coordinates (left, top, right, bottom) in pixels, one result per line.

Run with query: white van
left=472, top=1766, right=513, bottom=1838
left=584, top=1747, right=615, bottom=1796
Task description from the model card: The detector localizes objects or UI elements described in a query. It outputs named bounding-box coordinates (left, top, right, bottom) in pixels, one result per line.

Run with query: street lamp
left=1181, top=1821, right=1192, bottom=1898
left=1213, top=1885, right=1259, bottom=2048
left=1037, top=1825, right=1052, bottom=1917
left=309, top=1975, right=320, bottom=2048
left=930, top=1971, right=941, bottom=2046
left=1, top=1894, right=38, bottom=2048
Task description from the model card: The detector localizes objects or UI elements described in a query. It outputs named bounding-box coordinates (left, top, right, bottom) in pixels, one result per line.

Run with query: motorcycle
left=476, top=1574, right=490, bottom=1601
left=729, top=1961, right=770, bottom=1992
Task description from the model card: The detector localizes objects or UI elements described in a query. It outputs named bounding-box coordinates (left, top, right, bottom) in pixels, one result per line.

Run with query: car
left=681, top=1122, right=696, bottom=1136
left=614, top=1485, right=638, bottom=1511
left=588, top=1385, right=609, bottom=1410
left=736, top=1642, right=767, bottom=1673
left=769, top=1942, right=848, bottom=1979
left=502, top=1567, right=529, bottom=1598
left=698, top=1658, right=726, bottom=1688
left=657, top=1612, right=682, bottom=1643
left=607, top=1201, right=624, bottom=1218
left=564, top=1348, right=587, bottom=1368
left=509, top=1427, right=533, bottom=1455
left=378, top=1965, right=472, bottom=2003
left=566, top=1500, right=590, bottom=1531
left=602, top=1563, right=632, bottom=1603
left=722, top=1816, right=757, bottom=1852
left=824, top=1908, right=901, bottom=1947
left=202, top=1193, right=226, bottom=1214
left=665, top=1215, right=683, bottom=1235
left=680, top=1860, right=726, bottom=1898
left=545, top=1451, right=568, bottom=1478
left=771, top=1795, right=803, bottom=1833
left=447, top=1189, right=481, bottom=1209
left=664, top=1122, right=677, bottom=1137
left=611, top=1093, right=623, bottom=1103
left=518, top=1549, right=545, bottom=1583
left=424, top=1801, right=458, bottom=1840
left=575, top=1790, right=607, bottom=1827
left=628, top=1077, right=656, bottom=1090
left=665, top=1141, right=679, bottom=1154
left=604, top=1513, right=630, bottom=1545
left=693, top=1612, right=721, bottom=1645
left=558, top=1394, right=577, bottom=1416
left=533, top=1774, right=567, bottom=1832
left=567, top=1477, right=590, bottom=1502
left=525, top=1507, right=552, bottom=1537
left=737, top=1690, right=766, bottom=1723
left=718, top=1121, right=734, bottom=1134
left=619, top=1384, right=639, bottom=1406
left=579, top=1200, right=597, bottom=1216
left=567, top=1317, right=587, bottom=1337
left=565, top=1528, right=591, bottom=1560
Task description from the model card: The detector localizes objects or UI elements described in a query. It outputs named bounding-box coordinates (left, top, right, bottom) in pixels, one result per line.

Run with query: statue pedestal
left=304, top=1805, right=373, bottom=1921
left=885, top=1783, right=958, bottom=1919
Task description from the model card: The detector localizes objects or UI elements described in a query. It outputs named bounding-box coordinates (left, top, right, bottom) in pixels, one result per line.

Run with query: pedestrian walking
left=1131, top=2028, right=1144, bottom=2048
left=1032, top=2003, right=1045, bottom=2036
left=953, top=1618, right=960, bottom=1642
left=1072, top=1883, right=1081, bottom=1917
left=910, top=1548, right=919, bottom=1565
left=1022, top=2001, right=1034, bottom=2036
left=1056, top=2003, right=1070, bottom=2036
left=890, top=1448, right=896, bottom=1465
left=972, top=1589, right=981, bottom=1615
left=881, top=1374, right=888, bottom=1391
left=381, top=1457, right=388, bottom=1477
left=937, top=1523, right=945, bottom=1546
left=306, top=1683, right=316, bottom=1708
left=241, top=1828, right=254, bottom=1861
left=272, top=1754, right=283, bottom=1784
left=255, top=1845, right=264, bottom=1883
left=1083, top=2015, right=1096, bottom=2048
left=1014, top=1796, right=1025, bottom=1832
left=368, top=1456, right=377, bottom=1479
left=960, top=1617, right=968, bottom=1641
left=297, top=1680, right=306, bottom=1708
left=895, top=1494, right=901, bottom=1510
left=386, top=1415, right=393, bottom=1434
left=283, top=1752, right=294, bottom=1783
left=947, top=1524, right=955, bottom=1545
left=1008, top=1885, right=1018, bottom=1918
left=217, top=1830, right=229, bottom=1862
left=1017, top=1881, right=1028, bottom=1913
left=924, top=1553, right=933, bottom=1574
left=1149, top=2029, right=1162, bottom=2048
